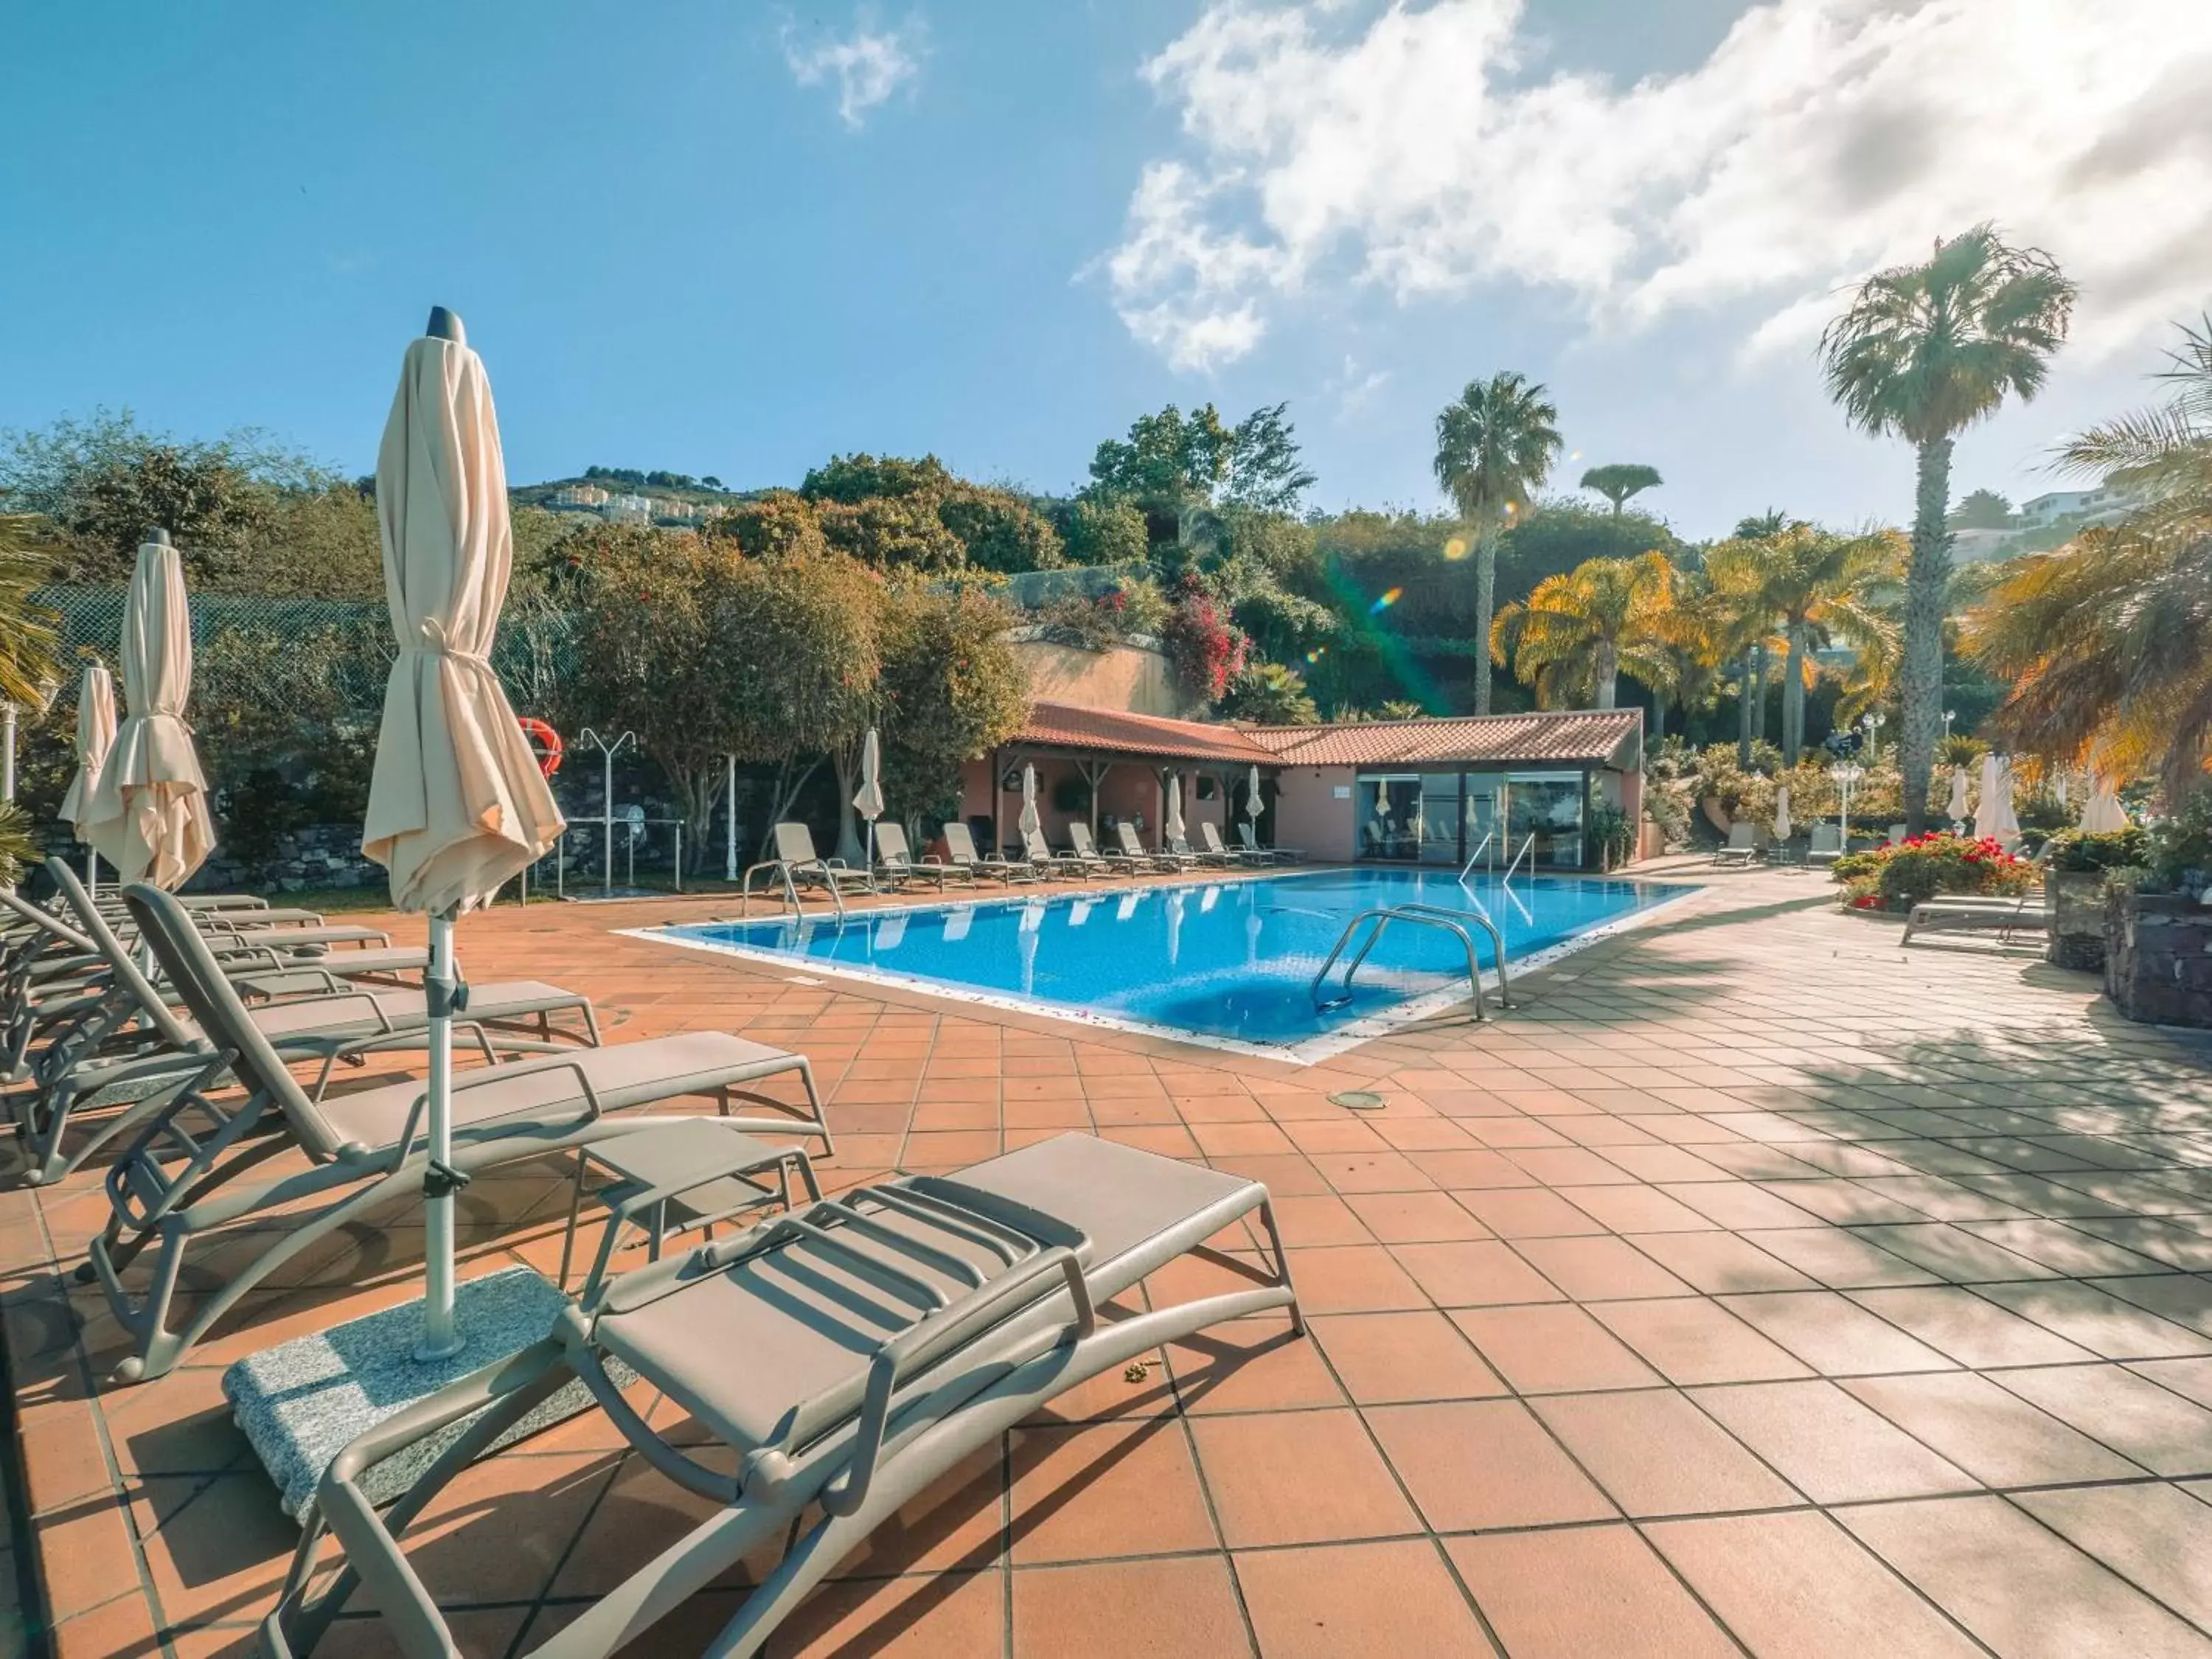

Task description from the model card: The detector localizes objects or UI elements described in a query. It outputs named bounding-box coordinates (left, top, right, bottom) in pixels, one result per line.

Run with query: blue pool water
left=650, top=869, right=1683, bottom=1055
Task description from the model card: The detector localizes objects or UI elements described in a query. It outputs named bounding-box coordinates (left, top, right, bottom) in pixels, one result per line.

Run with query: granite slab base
left=223, top=1266, right=627, bottom=1520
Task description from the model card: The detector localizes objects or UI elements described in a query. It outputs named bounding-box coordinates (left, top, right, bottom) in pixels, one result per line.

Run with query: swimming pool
left=639, top=869, right=1687, bottom=1061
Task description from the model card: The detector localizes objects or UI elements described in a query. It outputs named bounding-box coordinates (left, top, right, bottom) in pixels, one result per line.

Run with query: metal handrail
left=1310, top=902, right=1514, bottom=1020
left=1457, top=830, right=1495, bottom=885
left=1502, top=832, right=1536, bottom=883
left=739, top=860, right=818, bottom=922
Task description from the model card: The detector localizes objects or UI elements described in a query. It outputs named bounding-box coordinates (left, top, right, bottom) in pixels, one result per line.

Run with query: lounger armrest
left=800, top=1247, right=1096, bottom=1518
left=400, top=1054, right=608, bottom=1152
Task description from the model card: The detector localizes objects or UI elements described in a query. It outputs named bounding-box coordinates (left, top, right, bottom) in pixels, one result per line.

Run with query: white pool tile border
left=619, top=872, right=1700, bottom=1066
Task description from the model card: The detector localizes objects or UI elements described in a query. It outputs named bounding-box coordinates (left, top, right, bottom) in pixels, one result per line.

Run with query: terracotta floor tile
left=1310, top=1149, right=1436, bottom=1193
left=1366, top=1399, right=1615, bottom=1531
left=2128, top=1354, right=2212, bottom=1408
left=2090, top=1273, right=2212, bottom=1340
left=1452, top=1187, right=1608, bottom=1239
left=51, top=1595, right=160, bottom=1659
left=130, top=1473, right=299, bottom=1627
left=1388, top=1240, right=1564, bottom=1307
left=1189, top=1410, right=1419, bottom=1548
left=1533, top=1390, right=1800, bottom=1517
left=1343, top=1190, right=1493, bottom=1243
left=1450, top=1304, right=1663, bottom=1394
left=1309, top=1311, right=1507, bottom=1405
left=1446, top=1526, right=1741, bottom=1659
left=1838, top=1494, right=2212, bottom=1659
left=2014, top=1481, right=2212, bottom=1630
left=37, top=1493, right=140, bottom=1621
left=1016, top=1554, right=1253, bottom=1658
left=1627, top=1230, right=1822, bottom=1294
left=1166, top=1317, right=1348, bottom=1414
left=1234, top=1540, right=1498, bottom=1659
left=1557, top=1184, right=1715, bottom=1234
left=1846, top=1285, right=2099, bottom=1368
left=1009, top=1419, right=1217, bottom=1564
left=1717, top=1290, right=1958, bottom=1376
left=1738, top=1227, right=1941, bottom=1288
left=1847, top=1222, right=2060, bottom=1284
left=1264, top=1194, right=1374, bottom=1248
left=1590, top=1298, right=1815, bottom=1385
left=1688, top=1379, right=1977, bottom=1503
left=1409, top=1149, right=1537, bottom=1188
left=1958, top=1220, right=2176, bottom=1276
left=772, top=1566, right=1006, bottom=1659
left=1991, top=1364, right=2212, bottom=1477
left=1843, top=1371, right=2141, bottom=1487
left=1661, top=1180, right=1826, bottom=1231
left=1509, top=1234, right=1694, bottom=1300
left=1279, top=1245, right=1428, bottom=1314
left=1975, top=1280, right=2212, bottom=1360
left=1646, top=1510, right=1989, bottom=1659
left=407, top=1449, right=618, bottom=1607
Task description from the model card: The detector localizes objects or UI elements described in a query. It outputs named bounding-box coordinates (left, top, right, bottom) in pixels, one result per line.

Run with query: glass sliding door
left=1355, top=773, right=1422, bottom=860
left=1505, top=770, right=1587, bottom=869
left=1417, top=772, right=1462, bottom=863
left=1464, top=771, right=1503, bottom=870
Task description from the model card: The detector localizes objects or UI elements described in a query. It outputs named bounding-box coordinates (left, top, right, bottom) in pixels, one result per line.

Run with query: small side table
left=558, top=1119, right=823, bottom=1295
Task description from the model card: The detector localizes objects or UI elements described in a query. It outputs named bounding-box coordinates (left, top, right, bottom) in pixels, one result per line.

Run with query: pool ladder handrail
left=1501, top=832, right=1536, bottom=884
left=1457, top=830, right=1495, bottom=886
left=738, top=860, right=846, bottom=923
left=1309, top=901, right=1515, bottom=1019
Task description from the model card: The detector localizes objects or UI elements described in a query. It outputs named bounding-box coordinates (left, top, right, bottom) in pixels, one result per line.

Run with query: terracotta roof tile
left=1014, top=701, right=1279, bottom=765
left=1245, top=709, right=1642, bottom=768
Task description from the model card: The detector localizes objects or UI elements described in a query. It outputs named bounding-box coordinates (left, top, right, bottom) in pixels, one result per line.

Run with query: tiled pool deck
left=7, top=860, right=2212, bottom=1657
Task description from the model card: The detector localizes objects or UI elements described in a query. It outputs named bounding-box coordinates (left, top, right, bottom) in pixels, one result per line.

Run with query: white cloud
left=1108, top=0, right=2212, bottom=370
left=784, top=11, right=925, bottom=129
left=1324, top=353, right=1391, bottom=417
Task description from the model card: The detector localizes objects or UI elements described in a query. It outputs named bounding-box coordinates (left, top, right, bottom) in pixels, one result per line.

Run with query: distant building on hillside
left=551, top=484, right=611, bottom=509
left=2020, top=487, right=2133, bottom=528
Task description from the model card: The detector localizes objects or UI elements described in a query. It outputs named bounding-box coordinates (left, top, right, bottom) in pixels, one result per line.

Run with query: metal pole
left=725, top=754, right=737, bottom=882
left=674, top=823, right=683, bottom=894
left=414, top=910, right=463, bottom=1361
left=1, top=701, right=15, bottom=802
left=603, top=745, right=616, bottom=895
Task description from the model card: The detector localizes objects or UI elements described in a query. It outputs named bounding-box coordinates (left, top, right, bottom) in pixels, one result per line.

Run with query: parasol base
left=224, top=1265, right=625, bottom=1520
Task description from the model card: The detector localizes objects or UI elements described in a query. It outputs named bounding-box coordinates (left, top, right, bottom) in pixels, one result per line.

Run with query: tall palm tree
left=1969, top=318, right=2212, bottom=802
left=1434, top=372, right=1563, bottom=714
left=1820, top=224, right=2076, bottom=832
left=1490, top=552, right=1673, bottom=710
left=1706, top=525, right=1903, bottom=764
left=1579, top=463, right=1662, bottom=518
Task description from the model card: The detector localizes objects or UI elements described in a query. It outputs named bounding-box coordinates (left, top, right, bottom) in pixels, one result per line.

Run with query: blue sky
left=7, top=1, right=2208, bottom=540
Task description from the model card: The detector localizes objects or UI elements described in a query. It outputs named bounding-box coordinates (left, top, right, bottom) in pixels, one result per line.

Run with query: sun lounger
left=1114, top=821, right=1194, bottom=873
left=1021, top=827, right=1087, bottom=874
left=1711, top=821, right=1763, bottom=866
left=1175, top=830, right=1236, bottom=868
left=12, top=861, right=597, bottom=1186
left=1200, top=822, right=1265, bottom=865
left=869, top=822, right=950, bottom=890
left=83, top=882, right=836, bottom=1382
left=1236, top=821, right=1300, bottom=864
left=758, top=822, right=877, bottom=909
left=1067, top=823, right=1140, bottom=874
left=1899, top=891, right=2048, bottom=947
left=1804, top=823, right=1845, bottom=869
left=942, top=821, right=1040, bottom=884
left=261, top=1131, right=1301, bottom=1659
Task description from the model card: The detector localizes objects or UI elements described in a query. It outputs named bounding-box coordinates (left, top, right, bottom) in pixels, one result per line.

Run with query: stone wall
left=2103, top=888, right=2212, bottom=1028
left=193, top=823, right=380, bottom=894
left=2045, top=872, right=2108, bottom=973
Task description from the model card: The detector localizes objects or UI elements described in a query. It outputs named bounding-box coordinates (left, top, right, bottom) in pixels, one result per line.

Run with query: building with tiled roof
left=957, top=696, right=1645, bottom=871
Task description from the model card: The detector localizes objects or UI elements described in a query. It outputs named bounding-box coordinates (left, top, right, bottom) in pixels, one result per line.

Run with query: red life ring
left=518, top=717, right=564, bottom=779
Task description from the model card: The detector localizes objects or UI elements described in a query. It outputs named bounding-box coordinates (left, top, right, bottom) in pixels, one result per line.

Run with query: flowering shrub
left=1830, top=832, right=2039, bottom=911
left=1161, top=584, right=1250, bottom=703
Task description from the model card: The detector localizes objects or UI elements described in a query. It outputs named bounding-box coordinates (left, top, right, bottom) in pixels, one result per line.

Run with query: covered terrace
left=956, top=699, right=1282, bottom=857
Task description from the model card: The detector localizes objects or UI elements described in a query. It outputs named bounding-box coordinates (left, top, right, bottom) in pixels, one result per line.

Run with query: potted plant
left=2040, top=826, right=2146, bottom=970
left=2101, top=793, right=2212, bottom=1026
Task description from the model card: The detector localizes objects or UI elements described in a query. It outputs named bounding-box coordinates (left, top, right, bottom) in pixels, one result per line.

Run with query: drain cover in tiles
left=1329, top=1090, right=1385, bottom=1110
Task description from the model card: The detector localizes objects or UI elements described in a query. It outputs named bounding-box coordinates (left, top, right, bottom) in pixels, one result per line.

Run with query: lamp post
left=1829, top=761, right=1864, bottom=846
left=1860, top=711, right=1884, bottom=762
left=1942, top=709, right=1956, bottom=742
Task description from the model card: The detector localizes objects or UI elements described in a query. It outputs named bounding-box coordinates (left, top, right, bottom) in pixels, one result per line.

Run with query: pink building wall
left=1270, top=766, right=1357, bottom=863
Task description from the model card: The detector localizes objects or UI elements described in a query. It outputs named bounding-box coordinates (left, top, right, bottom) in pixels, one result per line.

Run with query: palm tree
left=1637, top=568, right=1726, bottom=742
left=1820, top=224, right=2076, bottom=832
left=1706, top=525, right=1902, bottom=764
left=1579, top=463, right=1663, bottom=518
left=1434, top=372, right=1563, bottom=714
left=1969, top=318, right=2212, bottom=802
left=1491, top=552, right=1673, bottom=710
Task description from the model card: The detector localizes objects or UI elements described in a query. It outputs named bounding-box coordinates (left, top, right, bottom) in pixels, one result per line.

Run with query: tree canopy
left=1579, top=463, right=1663, bottom=517
left=1084, top=401, right=1315, bottom=543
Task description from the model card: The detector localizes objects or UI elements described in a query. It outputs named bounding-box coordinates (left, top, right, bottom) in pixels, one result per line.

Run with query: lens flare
left=1368, top=588, right=1402, bottom=615
left=1442, top=536, right=1468, bottom=561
